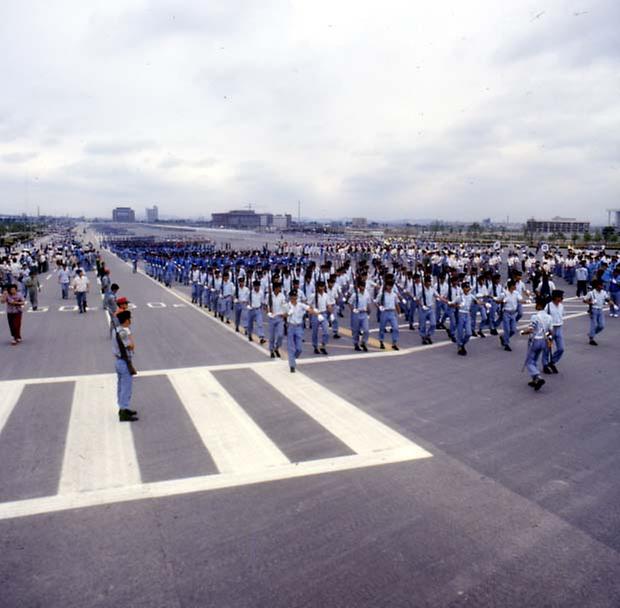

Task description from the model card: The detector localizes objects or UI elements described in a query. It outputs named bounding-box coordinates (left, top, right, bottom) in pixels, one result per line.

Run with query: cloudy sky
left=0, top=0, right=618, bottom=223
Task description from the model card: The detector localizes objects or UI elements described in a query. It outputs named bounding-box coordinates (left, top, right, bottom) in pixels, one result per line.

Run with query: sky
left=0, top=0, right=618, bottom=223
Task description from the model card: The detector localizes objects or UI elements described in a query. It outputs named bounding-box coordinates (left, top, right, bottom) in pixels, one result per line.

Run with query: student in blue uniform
left=246, top=280, right=266, bottom=344
left=348, top=279, right=370, bottom=352
left=376, top=280, right=400, bottom=350
left=521, top=297, right=553, bottom=391
left=584, top=279, right=610, bottom=346
left=285, top=289, right=316, bottom=372
left=543, top=289, right=565, bottom=374
left=267, top=281, right=286, bottom=358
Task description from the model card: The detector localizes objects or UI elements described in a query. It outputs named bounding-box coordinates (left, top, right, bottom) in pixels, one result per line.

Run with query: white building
left=146, top=205, right=159, bottom=222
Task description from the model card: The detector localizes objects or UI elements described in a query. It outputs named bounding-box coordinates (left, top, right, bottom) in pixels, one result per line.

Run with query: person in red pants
left=1, top=284, right=26, bottom=345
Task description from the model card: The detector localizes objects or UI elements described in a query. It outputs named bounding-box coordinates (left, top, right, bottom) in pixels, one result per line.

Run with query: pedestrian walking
left=521, top=297, right=553, bottom=391
left=1, top=284, right=26, bottom=345
left=72, top=268, right=89, bottom=313
left=24, top=271, right=41, bottom=310
left=584, top=279, right=610, bottom=346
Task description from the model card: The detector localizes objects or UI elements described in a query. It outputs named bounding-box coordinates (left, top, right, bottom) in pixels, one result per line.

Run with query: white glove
left=352, top=308, right=359, bottom=314
left=329, top=313, right=335, bottom=322
left=317, top=314, right=325, bottom=322
left=267, top=312, right=274, bottom=319
left=379, top=306, right=385, bottom=312
left=246, top=305, right=252, bottom=311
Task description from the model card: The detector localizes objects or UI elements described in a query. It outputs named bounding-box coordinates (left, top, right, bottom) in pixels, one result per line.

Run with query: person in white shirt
left=544, top=290, right=565, bottom=373
left=233, top=276, right=250, bottom=333
left=311, top=281, right=332, bottom=355
left=285, top=290, right=317, bottom=373
left=247, top=280, right=266, bottom=344
left=267, top=282, right=287, bottom=358
left=521, top=297, right=553, bottom=391
left=584, top=280, right=610, bottom=346
left=498, top=280, right=522, bottom=352
left=71, top=268, right=89, bottom=313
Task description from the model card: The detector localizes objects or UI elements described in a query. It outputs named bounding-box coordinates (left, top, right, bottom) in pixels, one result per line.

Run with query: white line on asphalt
left=0, top=382, right=24, bottom=436
left=0, top=445, right=430, bottom=521
left=255, top=366, right=430, bottom=457
left=59, top=376, right=140, bottom=495
left=46, top=274, right=52, bottom=280
left=168, top=369, right=290, bottom=474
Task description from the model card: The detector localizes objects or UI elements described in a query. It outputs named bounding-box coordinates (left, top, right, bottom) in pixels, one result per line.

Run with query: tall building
left=351, top=217, right=367, bottom=229
left=112, top=207, right=135, bottom=222
left=146, top=205, right=159, bottom=222
left=273, top=214, right=292, bottom=229
left=525, top=217, right=589, bottom=234
left=211, top=209, right=273, bottom=229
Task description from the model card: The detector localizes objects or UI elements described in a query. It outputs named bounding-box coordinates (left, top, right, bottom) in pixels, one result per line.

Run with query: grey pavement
left=0, top=230, right=619, bottom=607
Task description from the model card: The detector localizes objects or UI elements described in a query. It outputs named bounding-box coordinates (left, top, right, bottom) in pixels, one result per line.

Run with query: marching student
left=349, top=279, right=371, bottom=352
left=376, top=280, right=401, bottom=350
left=417, top=275, right=440, bottom=345
left=311, top=280, right=331, bottom=355
left=609, top=266, right=619, bottom=317
left=584, top=279, right=610, bottom=346
left=543, top=289, right=565, bottom=374
left=488, top=274, right=504, bottom=336
left=246, top=280, right=266, bottom=344
left=285, top=289, right=317, bottom=373
left=471, top=275, right=489, bottom=338
left=450, top=281, right=477, bottom=356
left=521, top=297, right=553, bottom=391
left=234, top=276, right=250, bottom=333
left=218, top=272, right=234, bottom=323
left=267, top=281, right=287, bottom=358
left=513, top=271, right=529, bottom=322
left=498, top=279, right=522, bottom=352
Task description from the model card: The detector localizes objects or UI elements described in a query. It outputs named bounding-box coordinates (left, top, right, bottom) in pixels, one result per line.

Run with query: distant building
left=351, top=217, right=367, bottom=229
left=273, top=214, right=292, bottom=229
left=211, top=209, right=273, bottom=230
left=112, top=207, right=135, bottom=222
left=525, top=217, right=589, bottom=234
left=145, top=205, right=159, bottom=222
left=613, top=210, right=620, bottom=229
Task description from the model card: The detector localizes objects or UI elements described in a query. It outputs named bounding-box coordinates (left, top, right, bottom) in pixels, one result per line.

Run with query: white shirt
left=585, top=289, right=608, bottom=309
left=269, top=292, right=287, bottom=316
left=72, top=275, right=89, bottom=292
left=286, top=301, right=310, bottom=324
left=545, top=302, right=564, bottom=326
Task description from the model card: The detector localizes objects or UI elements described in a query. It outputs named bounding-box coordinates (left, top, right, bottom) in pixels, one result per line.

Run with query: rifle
left=115, top=328, right=137, bottom=375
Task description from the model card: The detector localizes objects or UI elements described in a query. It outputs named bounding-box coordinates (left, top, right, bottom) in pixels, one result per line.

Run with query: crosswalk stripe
left=254, top=366, right=431, bottom=458
left=58, top=377, right=140, bottom=494
left=168, top=370, right=290, bottom=474
left=0, top=382, right=24, bottom=436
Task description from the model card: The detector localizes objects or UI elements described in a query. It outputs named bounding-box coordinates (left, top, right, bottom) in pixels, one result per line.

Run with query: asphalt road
left=1, top=230, right=619, bottom=607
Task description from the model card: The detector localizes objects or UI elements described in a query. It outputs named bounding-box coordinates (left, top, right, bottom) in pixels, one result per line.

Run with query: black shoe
left=274, top=349, right=281, bottom=358
left=450, top=335, right=457, bottom=343
left=528, top=380, right=537, bottom=387
left=235, top=327, right=240, bottom=333
left=259, top=338, right=266, bottom=345
left=409, top=323, right=414, bottom=330
left=354, top=344, right=361, bottom=351
left=226, top=319, right=230, bottom=324
left=126, top=409, right=137, bottom=416
left=290, top=366, right=296, bottom=373
left=427, top=338, right=433, bottom=345
left=549, top=363, right=558, bottom=374
left=271, top=351, right=276, bottom=358
left=478, top=331, right=485, bottom=338
left=314, top=347, right=320, bottom=354
left=543, top=366, right=552, bottom=374
left=458, top=347, right=467, bottom=356
left=379, top=341, right=385, bottom=350
left=119, top=410, right=138, bottom=422
left=534, top=378, right=546, bottom=391
left=504, top=345, right=512, bottom=352
left=333, top=334, right=341, bottom=339
left=248, top=336, right=253, bottom=342
left=490, top=328, right=498, bottom=335
left=320, top=347, right=328, bottom=355
left=361, top=343, right=368, bottom=352
left=392, top=344, right=399, bottom=351
left=589, top=338, right=598, bottom=346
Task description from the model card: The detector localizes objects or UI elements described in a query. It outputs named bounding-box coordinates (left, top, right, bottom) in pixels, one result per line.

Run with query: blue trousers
left=470, top=303, right=488, bottom=331
left=589, top=309, right=604, bottom=338
left=234, top=303, right=246, bottom=329
left=287, top=324, right=304, bottom=368
left=379, top=310, right=399, bottom=343
left=191, top=283, right=200, bottom=302
left=269, top=316, right=284, bottom=351
left=115, top=358, right=133, bottom=409
left=76, top=291, right=87, bottom=312
left=526, top=338, right=546, bottom=378
left=418, top=307, right=435, bottom=339
left=247, top=308, right=264, bottom=338
left=457, top=312, right=472, bottom=347
left=502, top=311, right=517, bottom=346
left=61, top=283, right=69, bottom=299
left=218, top=296, right=232, bottom=320
left=311, top=314, right=329, bottom=348
left=545, top=326, right=564, bottom=365
left=351, top=312, right=369, bottom=345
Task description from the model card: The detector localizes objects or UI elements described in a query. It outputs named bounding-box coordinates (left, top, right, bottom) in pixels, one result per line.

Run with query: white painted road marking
left=146, top=302, right=167, bottom=308
left=59, top=377, right=140, bottom=494
left=169, top=369, right=289, bottom=473
left=255, top=366, right=428, bottom=457
left=0, top=382, right=24, bottom=436
left=0, top=364, right=431, bottom=520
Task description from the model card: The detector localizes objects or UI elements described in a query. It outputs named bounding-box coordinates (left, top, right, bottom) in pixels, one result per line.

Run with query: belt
left=288, top=322, right=302, bottom=327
